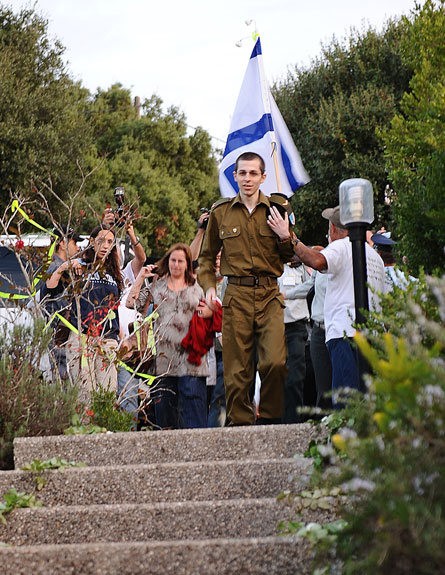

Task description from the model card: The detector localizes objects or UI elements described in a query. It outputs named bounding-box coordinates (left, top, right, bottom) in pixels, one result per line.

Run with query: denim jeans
left=283, top=320, right=308, bottom=423
left=208, top=351, right=226, bottom=427
left=326, top=337, right=359, bottom=407
left=152, top=375, right=207, bottom=429
left=117, top=366, right=139, bottom=429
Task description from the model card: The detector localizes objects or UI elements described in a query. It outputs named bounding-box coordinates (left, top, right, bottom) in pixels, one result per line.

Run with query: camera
left=144, top=258, right=159, bottom=283
left=147, top=266, right=158, bottom=283
left=198, top=207, right=211, bottom=229
left=113, top=186, right=126, bottom=225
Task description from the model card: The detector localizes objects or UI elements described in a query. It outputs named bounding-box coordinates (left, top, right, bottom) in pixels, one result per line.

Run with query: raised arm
left=126, top=221, right=146, bottom=277
left=126, top=265, right=156, bottom=310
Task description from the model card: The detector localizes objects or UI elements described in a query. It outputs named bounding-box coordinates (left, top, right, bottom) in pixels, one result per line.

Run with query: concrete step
left=0, top=498, right=334, bottom=546
left=0, top=458, right=312, bottom=506
left=13, top=423, right=321, bottom=468
left=0, top=537, right=312, bottom=575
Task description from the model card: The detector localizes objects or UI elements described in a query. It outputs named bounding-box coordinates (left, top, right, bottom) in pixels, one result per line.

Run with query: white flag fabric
left=219, top=38, right=310, bottom=198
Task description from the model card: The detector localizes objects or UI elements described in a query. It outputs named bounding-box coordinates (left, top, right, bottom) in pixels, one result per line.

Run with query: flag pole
left=255, top=33, right=283, bottom=195
left=271, top=142, right=283, bottom=195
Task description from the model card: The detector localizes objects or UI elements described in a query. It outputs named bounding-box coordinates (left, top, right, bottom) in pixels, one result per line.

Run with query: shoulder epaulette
left=211, top=197, right=232, bottom=211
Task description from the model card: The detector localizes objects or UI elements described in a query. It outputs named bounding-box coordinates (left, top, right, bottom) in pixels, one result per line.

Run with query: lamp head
left=339, top=178, right=374, bottom=226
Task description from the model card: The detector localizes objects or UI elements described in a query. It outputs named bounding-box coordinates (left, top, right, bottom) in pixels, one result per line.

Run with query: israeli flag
left=219, top=37, right=310, bottom=198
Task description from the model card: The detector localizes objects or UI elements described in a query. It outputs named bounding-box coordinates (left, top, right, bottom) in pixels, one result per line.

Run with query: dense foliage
left=381, top=0, right=445, bottom=274
left=273, top=17, right=413, bottom=244
left=0, top=6, right=95, bottom=219
left=83, top=87, right=219, bottom=256
left=0, top=320, right=78, bottom=470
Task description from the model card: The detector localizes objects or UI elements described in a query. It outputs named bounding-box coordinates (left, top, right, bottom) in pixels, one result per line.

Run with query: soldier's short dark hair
left=235, top=152, right=265, bottom=174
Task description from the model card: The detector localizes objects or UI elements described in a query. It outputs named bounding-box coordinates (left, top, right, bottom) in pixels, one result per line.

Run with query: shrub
left=89, top=386, right=134, bottom=432
left=0, top=319, right=78, bottom=469
left=297, top=275, right=445, bottom=574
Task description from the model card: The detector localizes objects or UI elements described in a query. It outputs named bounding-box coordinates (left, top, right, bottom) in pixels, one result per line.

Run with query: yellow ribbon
left=11, top=200, right=59, bottom=237
left=4, top=202, right=156, bottom=385
left=118, top=360, right=156, bottom=384
left=44, top=311, right=157, bottom=384
left=133, top=309, right=158, bottom=356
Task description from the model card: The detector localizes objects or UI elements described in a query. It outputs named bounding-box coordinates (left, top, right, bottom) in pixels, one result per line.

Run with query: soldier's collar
left=231, top=190, right=270, bottom=208
left=258, top=191, right=270, bottom=206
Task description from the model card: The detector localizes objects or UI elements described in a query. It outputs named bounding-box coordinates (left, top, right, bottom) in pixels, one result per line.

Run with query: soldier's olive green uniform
left=198, top=192, right=296, bottom=425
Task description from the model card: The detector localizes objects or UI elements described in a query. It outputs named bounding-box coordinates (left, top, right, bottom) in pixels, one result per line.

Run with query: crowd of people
left=33, top=150, right=410, bottom=429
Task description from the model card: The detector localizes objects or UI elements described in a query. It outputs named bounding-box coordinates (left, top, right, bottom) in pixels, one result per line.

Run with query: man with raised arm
left=284, top=205, right=385, bottom=403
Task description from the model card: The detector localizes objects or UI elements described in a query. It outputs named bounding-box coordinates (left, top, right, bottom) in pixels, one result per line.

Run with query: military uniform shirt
left=198, top=191, right=295, bottom=292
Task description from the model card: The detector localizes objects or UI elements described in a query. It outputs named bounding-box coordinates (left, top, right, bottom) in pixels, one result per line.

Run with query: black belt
left=313, top=320, right=325, bottom=330
left=227, top=276, right=277, bottom=287
left=288, top=318, right=309, bottom=325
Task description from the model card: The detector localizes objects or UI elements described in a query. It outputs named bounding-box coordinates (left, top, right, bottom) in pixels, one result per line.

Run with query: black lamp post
left=339, top=178, right=374, bottom=391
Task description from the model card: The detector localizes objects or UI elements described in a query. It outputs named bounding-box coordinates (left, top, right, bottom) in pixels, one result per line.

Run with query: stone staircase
left=0, top=424, right=332, bottom=574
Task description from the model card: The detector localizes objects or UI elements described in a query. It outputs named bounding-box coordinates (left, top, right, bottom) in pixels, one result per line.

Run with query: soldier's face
left=234, top=159, right=266, bottom=199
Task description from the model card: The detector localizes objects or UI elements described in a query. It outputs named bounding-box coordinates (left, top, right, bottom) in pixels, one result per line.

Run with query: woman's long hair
left=84, top=225, right=124, bottom=293
left=156, top=243, right=195, bottom=286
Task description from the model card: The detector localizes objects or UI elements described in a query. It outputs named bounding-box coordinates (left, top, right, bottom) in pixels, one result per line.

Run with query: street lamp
left=339, top=178, right=374, bottom=391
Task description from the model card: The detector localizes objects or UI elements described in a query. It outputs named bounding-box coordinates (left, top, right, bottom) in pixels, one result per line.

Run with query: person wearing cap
left=35, top=226, right=82, bottom=315
left=198, top=151, right=296, bottom=426
left=34, top=226, right=82, bottom=380
left=43, top=225, right=123, bottom=404
left=278, top=205, right=385, bottom=403
left=371, top=233, right=415, bottom=293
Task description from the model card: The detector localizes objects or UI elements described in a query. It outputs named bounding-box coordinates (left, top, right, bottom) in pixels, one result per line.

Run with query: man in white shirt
left=278, top=258, right=313, bottom=422
left=286, top=206, right=385, bottom=403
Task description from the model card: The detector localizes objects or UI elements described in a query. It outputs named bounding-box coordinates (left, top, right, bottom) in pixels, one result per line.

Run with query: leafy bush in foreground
left=297, top=275, right=445, bottom=574
left=0, top=319, right=78, bottom=469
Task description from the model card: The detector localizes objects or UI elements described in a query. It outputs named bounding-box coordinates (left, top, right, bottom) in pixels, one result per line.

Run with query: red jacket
left=181, top=302, right=222, bottom=366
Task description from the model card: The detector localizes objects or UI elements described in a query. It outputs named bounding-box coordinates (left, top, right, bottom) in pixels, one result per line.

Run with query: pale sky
left=8, top=0, right=416, bottom=148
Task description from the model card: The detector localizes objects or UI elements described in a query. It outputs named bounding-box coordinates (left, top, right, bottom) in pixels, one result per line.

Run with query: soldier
left=198, top=151, right=297, bottom=425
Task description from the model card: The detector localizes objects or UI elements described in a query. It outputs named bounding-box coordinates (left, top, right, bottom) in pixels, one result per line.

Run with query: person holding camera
left=42, top=225, right=123, bottom=404
left=198, top=151, right=297, bottom=426
left=102, top=190, right=147, bottom=422
left=102, top=186, right=146, bottom=281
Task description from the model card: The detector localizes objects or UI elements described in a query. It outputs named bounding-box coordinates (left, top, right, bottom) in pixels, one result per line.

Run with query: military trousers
left=222, top=283, right=287, bottom=425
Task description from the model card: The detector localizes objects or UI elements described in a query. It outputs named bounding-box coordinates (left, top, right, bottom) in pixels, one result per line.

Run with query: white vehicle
left=0, top=232, right=132, bottom=328
left=0, top=234, right=52, bottom=330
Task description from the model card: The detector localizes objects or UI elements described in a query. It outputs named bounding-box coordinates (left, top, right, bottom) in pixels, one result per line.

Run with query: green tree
left=0, top=5, right=218, bottom=254
left=0, top=6, right=95, bottom=219
left=273, top=18, right=413, bottom=244
left=84, top=87, right=219, bottom=256
left=381, top=0, right=445, bottom=274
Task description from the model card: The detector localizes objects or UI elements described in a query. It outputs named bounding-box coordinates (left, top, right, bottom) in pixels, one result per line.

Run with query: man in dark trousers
left=198, top=151, right=297, bottom=425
